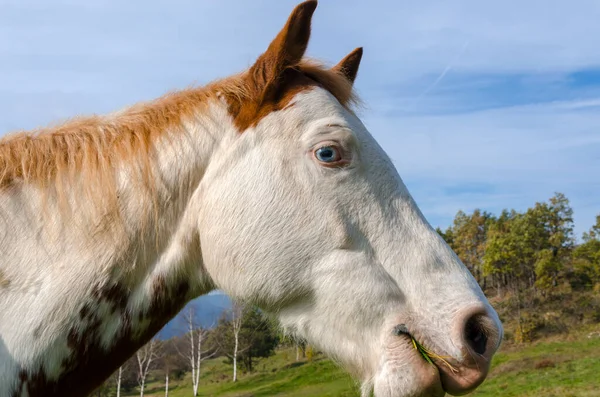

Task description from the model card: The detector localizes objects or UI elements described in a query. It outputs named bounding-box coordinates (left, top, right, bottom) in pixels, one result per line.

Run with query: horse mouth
left=394, top=330, right=491, bottom=397
left=393, top=324, right=480, bottom=397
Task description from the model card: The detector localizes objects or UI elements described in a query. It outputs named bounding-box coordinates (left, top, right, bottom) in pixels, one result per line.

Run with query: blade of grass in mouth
left=393, top=324, right=458, bottom=373
left=410, top=336, right=459, bottom=373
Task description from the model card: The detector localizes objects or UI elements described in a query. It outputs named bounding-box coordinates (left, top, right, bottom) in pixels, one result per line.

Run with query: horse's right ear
left=248, top=1, right=317, bottom=90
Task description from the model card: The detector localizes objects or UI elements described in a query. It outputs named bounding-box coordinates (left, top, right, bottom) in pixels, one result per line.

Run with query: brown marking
left=15, top=276, right=191, bottom=397
left=224, top=1, right=359, bottom=132
left=78, top=303, right=92, bottom=320
left=100, top=282, right=129, bottom=312
left=0, top=269, right=9, bottom=288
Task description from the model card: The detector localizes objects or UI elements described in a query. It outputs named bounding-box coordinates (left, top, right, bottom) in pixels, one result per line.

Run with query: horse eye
left=315, top=146, right=342, bottom=163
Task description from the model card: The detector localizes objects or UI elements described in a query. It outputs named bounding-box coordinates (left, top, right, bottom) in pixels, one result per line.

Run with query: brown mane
left=0, top=60, right=357, bottom=198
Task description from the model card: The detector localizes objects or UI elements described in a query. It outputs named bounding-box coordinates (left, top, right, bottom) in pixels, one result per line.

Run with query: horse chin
left=371, top=339, right=446, bottom=397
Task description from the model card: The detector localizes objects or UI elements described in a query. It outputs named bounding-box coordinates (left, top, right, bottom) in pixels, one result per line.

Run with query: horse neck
left=0, top=99, right=237, bottom=396
left=102, top=100, right=237, bottom=294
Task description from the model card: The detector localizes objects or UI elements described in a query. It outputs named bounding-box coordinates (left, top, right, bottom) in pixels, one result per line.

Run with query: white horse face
left=199, top=87, right=502, bottom=396
left=197, top=2, right=502, bottom=396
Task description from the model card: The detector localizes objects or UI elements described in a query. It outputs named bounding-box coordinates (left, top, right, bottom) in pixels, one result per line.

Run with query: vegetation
left=93, top=192, right=600, bottom=396
left=95, top=328, right=600, bottom=397
left=209, top=305, right=280, bottom=373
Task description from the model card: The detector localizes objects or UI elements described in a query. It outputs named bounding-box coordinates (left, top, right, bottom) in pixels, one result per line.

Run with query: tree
left=436, top=226, right=454, bottom=246
left=448, top=209, right=494, bottom=287
left=116, top=366, right=124, bottom=397
left=231, top=302, right=244, bottom=381
left=237, top=307, right=279, bottom=372
left=210, top=304, right=279, bottom=379
left=571, top=214, right=600, bottom=289
left=482, top=194, right=575, bottom=294
left=583, top=214, right=600, bottom=242
left=136, top=338, right=159, bottom=397
left=162, top=348, right=175, bottom=397
left=531, top=193, right=575, bottom=290
left=483, top=210, right=523, bottom=293
left=207, top=301, right=246, bottom=382
left=175, top=307, right=216, bottom=396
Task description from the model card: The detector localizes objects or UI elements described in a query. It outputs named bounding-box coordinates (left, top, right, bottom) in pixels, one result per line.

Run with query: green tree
left=571, top=214, right=600, bottom=289
left=436, top=226, right=454, bottom=246
left=483, top=209, right=529, bottom=293
left=239, top=307, right=280, bottom=371
left=210, top=306, right=279, bottom=373
left=448, top=209, right=495, bottom=287
left=582, top=214, right=600, bottom=242
left=482, top=193, right=575, bottom=292
left=530, top=193, right=575, bottom=290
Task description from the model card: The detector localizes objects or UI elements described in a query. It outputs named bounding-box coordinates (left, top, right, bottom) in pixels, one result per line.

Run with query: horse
left=0, top=2, right=502, bottom=396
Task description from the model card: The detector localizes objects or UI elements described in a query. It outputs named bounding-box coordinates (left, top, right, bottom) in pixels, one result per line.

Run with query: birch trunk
left=177, top=308, right=216, bottom=396
left=230, top=302, right=245, bottom=383
left=233, top=331, right=239, bottom=382
left=116, top=366, right=122, bottom=397
left=136, top=339, right=157, bottom=397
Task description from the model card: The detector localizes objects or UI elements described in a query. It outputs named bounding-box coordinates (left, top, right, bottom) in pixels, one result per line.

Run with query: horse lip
left=390, top=330, right=447, bottom=397
left=392, top=323, right=493, bottom=395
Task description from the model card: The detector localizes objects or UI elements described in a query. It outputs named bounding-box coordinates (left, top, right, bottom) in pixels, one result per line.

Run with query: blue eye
left=315, top=146, right=341, bottom=163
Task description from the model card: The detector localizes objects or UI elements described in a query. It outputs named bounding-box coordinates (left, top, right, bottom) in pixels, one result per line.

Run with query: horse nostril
left=465, top=315, right=488, bottom=355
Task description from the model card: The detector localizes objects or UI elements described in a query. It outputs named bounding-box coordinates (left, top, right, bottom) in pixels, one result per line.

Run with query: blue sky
left=1, top=0, right=599, bottom=238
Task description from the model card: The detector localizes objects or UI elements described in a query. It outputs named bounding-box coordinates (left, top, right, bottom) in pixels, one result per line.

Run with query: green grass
left=124, top=330, right=600, bottom=397
left=471, top=333, right=600, bottom=397
left=127, top=350, right=359, bottom=397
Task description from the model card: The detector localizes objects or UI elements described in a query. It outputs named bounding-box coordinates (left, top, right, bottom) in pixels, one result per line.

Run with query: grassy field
left=125, top=327, right=600, bottom=397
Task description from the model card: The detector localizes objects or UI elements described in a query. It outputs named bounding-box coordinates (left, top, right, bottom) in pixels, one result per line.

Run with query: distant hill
left=157, top=291, right=232, bottom=339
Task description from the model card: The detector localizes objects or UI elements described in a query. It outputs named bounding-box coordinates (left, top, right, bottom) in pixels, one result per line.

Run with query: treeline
left=436, top=192, right=600, bottom=294
left=437, top=192, right=600, bottom=343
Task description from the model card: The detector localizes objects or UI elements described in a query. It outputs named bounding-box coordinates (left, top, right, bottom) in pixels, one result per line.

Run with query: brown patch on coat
left=0, top=269, right=10, bottom=288
left=16, top=277, right=191, bottom=397
left=225, top=61, right=357, bottom=132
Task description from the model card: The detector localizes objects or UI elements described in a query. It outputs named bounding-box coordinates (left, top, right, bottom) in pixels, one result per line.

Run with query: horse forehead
left=289, top=87, right=350, bottom=119
left=253, top=88, right=359, bottom=141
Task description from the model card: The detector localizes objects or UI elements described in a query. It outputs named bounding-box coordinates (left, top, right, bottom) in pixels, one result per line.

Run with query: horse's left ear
left=249, top=1, right=318, bottom=89
left=332, top=47, right=363, bottom=84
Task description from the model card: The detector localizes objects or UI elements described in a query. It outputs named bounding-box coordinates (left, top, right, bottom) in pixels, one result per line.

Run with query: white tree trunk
left=193, top=329, right=202, bottom=396
left=116, top=366, right=123, bottom=397
left=231, top=302, right=244, bottom=383
left=188, top=310, right=197, bottom=396
left=233, top=333, right=238, bottom=382
left=175, top=307, right=216, bottom=396
left=136, top=339, right=158, bottom=397
left=165, top=373, right=169, bottom=397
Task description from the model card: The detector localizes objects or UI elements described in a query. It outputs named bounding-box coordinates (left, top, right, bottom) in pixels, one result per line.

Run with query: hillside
left=112, top=324, right=600, bottom=397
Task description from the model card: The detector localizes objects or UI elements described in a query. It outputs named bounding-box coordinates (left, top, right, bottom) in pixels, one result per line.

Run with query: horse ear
left=332, top=47, right=363, bottom=84
left=249, top=1, right=317, bottom=88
